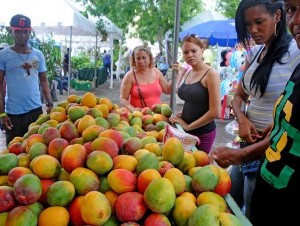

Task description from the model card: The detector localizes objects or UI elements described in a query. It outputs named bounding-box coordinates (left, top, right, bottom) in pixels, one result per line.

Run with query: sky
left=204, top=0, right=217, bottom=10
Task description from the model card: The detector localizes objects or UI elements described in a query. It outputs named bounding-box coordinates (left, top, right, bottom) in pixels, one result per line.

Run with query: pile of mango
left=0, top=92, right=242, bottom=226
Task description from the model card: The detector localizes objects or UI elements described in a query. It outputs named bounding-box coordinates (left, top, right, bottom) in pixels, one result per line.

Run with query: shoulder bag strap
left=133, top=69, right=147, bottom=107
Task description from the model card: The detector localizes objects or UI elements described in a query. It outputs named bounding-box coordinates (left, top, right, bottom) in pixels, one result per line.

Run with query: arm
left=211, top=135, right=270, bottom=168
left=0, top=71, right=12, bottom=130
left=175, top=67, right=186, bottom=91
left=158, top=68, right=172, bottom=95
left=232, top=82, right=260, bottom=143
left=119, top=72, right=135, bottom=111
left=0, top=71, right=5, bottom=115
left=173, top=63, right=190, bottom=91
left=39, top=72, right=53, bottom=114
left=170, top=69, right=221, bottom=131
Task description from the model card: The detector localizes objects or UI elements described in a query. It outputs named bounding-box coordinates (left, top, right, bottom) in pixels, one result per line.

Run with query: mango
left=5, top=206, right=37, bottom=226
left=162, top=137, right=184, bottom=166
left=81, top=191, right=111, bottom=226
left=13, top=174, right=42, bottom=205
left=144, top=178, right=176, bottom=214
left=0, top=153, right=19, bottom=174
left=115, top=192, right=147, bottom=223
left=192, top=165, right=220, bottom=194
left=46, top=181, right=75, bottom=207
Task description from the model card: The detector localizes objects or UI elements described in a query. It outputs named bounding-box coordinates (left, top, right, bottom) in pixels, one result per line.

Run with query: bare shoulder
left=122, top=71, right=134, bottom=83
left=208, top=68, right=220, bottom=80
left=154, top=67, right=163, bottom=75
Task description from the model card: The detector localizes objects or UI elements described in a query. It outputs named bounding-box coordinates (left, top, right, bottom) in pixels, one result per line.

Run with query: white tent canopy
left=0, top=0, right=97, bottom=36
left=0, top=0, right=123, bottom=89
left=181, top=10, right=227, bottom=31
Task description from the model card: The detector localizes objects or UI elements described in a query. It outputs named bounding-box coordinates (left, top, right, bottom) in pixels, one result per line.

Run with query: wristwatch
left=46, top=102, right=53, bottom=107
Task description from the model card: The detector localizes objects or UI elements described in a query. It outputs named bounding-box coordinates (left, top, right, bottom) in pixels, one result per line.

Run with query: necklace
left=17, top=52, right=31, bottom=76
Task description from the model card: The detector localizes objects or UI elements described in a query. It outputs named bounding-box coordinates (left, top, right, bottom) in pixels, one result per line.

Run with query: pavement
left=0, top=78, right=236, bottom=151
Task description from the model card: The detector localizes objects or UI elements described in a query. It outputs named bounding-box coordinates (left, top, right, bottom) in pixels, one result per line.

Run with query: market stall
left=0, top=93, right=251, bottom=225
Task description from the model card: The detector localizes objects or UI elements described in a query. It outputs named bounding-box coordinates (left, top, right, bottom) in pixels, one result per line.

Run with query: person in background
left=228, top=0, right=300, bottom=219
left=201, top=38, right=214, bottom=66
left=54, top=64, right=68, bottom=95
left=169, top=35, right=221, bottom=154
left=122, top=46, right=131, bottom=73
left=0, top=14, right=53, bottom=146
left=158, top=56, right=169, bottom=76
left=155, top=52, right=162, bottom=68
left=211, top=0, right=300, bottom=224
left=102, top=49, right=111, bottom=77
left=0, top=43, right=9, bottom=133
left=173, top=61, right=192, bottom=92
left=119, top=45, right=171, bottom=111
left=62, top=47, right=69, bottom=76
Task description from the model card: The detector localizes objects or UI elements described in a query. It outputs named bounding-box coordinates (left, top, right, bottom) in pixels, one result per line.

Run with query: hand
left=46, top=106, right=53, bottom=114
left=169, top=115, right=180, bottom=124
left=210, top=146, right=243, bottom=168
left=1, top=116, right=13, bottom=131
left=238, top=119, right=261, bottom=143
left=260, top=124, right=272, bottom=138
left=172, top=62, right=181, bottom=71
left=169, top=115, right=189, bottom=131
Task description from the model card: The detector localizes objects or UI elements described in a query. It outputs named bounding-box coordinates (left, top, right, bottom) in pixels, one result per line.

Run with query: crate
left=74, top=80, right=92, bottom=91
left=70, top=78, right=76, bottom=88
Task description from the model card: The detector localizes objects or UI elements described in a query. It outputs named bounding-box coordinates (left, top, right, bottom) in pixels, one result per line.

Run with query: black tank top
left=178, top=69, right=216, bottom=134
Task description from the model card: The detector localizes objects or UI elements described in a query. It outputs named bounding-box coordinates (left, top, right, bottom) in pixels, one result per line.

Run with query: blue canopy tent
left=179, top=19, right=237, bottom=47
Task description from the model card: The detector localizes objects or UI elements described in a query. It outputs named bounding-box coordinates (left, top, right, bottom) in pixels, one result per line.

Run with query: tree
left=216, top=0, right=240, bottom=19
left=78, top=0, right=203, bottom=49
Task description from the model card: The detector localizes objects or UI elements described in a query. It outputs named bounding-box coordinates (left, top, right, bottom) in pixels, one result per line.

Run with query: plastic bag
left=225, top=119, right=239, bottom=136
left=163, top=123, right=200, bottom=151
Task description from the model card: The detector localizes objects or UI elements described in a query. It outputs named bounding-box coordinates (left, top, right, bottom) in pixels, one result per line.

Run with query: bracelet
left=46, top=102, right=53, bottom=107
left=0, top=112, right=7, bottom=118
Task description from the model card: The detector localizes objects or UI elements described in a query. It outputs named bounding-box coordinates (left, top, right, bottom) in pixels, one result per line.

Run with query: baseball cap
left=10, top=14, right=32, bottom=30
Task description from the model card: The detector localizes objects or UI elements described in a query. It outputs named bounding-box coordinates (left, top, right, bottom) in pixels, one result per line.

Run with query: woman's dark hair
left=235, top=0, right=292, bottom=97
left=220, top=49, right=230, bottom=67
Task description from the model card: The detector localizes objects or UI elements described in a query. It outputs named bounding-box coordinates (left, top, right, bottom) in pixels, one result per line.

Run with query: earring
left=274, top=22, right=278, bottom=36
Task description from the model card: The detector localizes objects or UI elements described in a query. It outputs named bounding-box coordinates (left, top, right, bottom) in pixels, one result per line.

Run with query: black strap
left=132, top=69, right=147, bottom=107
left=184, top=67, right=211, bottom=83
left=199, top=68, right=212, bottom=82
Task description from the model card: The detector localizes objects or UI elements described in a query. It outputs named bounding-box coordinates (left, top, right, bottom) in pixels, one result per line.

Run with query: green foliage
left=71, top=53, right=96, bottom=69
left=0, top=27, right=14, bottom=45
left=80, top=0, right=202, bottom=44
left=216, top=0, right=241, bottom=19
left=33, top=36, right=62, bottom=81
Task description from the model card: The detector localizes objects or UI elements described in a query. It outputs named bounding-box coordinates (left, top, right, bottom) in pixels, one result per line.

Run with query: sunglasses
left=181, top=34, right=200, bottom=43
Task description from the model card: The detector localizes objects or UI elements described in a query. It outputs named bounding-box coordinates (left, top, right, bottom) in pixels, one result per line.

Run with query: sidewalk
left=0, top=79, right=235, bottom=151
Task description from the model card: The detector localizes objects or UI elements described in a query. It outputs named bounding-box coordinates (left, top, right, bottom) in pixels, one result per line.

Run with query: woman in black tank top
left=169, top=35, right=221, bottom=153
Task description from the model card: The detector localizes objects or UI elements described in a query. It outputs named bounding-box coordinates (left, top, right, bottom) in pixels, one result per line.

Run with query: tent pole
left=116, top=39, right=123, bottom=81
left=94, top=31, right=98, bottom=86
left=109, top=34, right=114, bottom=89
left=170, top=0, right=181, bottom=111
left=68, top=26, right=72, bottom=97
